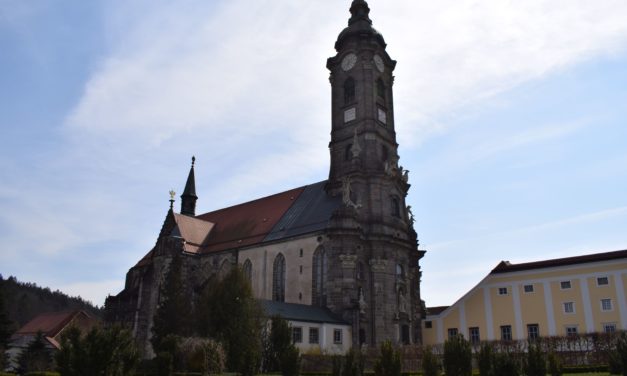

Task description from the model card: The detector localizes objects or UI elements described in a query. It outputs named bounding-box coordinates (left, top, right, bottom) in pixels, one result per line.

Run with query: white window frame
left=500, top=325, right=512, bottom=341
left=601, top=298, right=613, bottom=312
left=498, top=287, right=508, bottom=296
left=563, top=301, right=575, bottom=314
left=565, top=325, right=578, bottom=337
left=309, top=327, right=319, bottom=344
left=527, top=324, right=539, bottom=339
left=447, top=328, right=458, bottom=339
left=292, top=326, right=303, bottom=343
left=560, top=280, right=572, bottom=290
left=523, top=284, right=534, bottom=293
left=602, top=323, right=617, bottom=333
left=333, top=329, right=343, bottom=344
left=469, top=327, right=480, bottom=344
left=597, top=276, right=609, bottom=286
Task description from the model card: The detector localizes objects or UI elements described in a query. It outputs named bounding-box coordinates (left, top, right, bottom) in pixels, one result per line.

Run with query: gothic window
left=312, top=247, right=327, bottom=306
left=344, top=77, right=355, bottom=104
left=376, top=78, right=385, bottom=99
left=391, top=196, right=401, bottom=218
left=381, top=145, right=389, bottom=161
left=243, top=259, right=252, bottom=283
left=273, top=253, right=286, bottom=302
left=345, top=144, right=353, bottom=161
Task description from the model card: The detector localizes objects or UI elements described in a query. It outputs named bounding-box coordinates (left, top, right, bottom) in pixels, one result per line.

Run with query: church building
left=105, top=0, right=426, bottom=357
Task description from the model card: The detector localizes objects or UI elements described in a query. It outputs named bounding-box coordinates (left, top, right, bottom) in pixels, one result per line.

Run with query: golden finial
left=169, top=190, right=176, bottom=209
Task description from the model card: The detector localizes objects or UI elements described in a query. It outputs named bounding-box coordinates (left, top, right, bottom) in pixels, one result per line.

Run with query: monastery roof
left=261, top=300, right=348, bottom=325
left=491, top=249, right=627, bottom=274
left=137, top=181, right=341, bottom=265
left=15, top=310, right=92, bottom=338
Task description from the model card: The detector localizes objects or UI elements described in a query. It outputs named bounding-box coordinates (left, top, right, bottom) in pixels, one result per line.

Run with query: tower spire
left=180, top=156, right=197, bottom=216
left=349, top=0, right=371, bottom=26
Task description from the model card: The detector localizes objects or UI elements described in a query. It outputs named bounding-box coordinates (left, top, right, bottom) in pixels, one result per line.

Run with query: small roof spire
left=180, top=156, right=198, bottom=216
left=169, top=190, right=176, bottom=210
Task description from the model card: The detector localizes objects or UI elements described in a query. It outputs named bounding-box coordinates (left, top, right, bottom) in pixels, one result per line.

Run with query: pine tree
left=0, top=282, right=14, bottom=348
left=151, top=253, right=192, bottom=352
left=263, top=315, right=292, bottom=372
left=196, top=267, right=262, bottom=376
left=18, top=331, right=52, bottom=373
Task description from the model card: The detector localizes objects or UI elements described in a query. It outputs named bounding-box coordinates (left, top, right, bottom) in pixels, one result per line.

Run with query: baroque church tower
left=323, top=0, right=424, bottom=345
left=106, top=0, right=424, bottom=356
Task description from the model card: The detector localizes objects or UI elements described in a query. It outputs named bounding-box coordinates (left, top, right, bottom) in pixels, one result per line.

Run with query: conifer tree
left=151, top=253, right=192, bottom=352
left=18, top=331, right=52, bottom=373
left=196, top=267, right=262, bottom=376
left=0, top=282, right=14, bottom=348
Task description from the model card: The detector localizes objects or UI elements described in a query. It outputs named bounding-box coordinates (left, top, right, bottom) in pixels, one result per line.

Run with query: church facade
left=105, top=0, right=426, bottom=357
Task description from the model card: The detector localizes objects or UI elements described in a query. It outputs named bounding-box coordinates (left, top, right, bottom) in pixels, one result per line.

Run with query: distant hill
left=0, top=274, right=103, bottom=332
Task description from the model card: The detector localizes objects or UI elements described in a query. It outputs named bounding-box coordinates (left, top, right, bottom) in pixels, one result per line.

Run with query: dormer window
left=344, top=77, right=355, bottom=104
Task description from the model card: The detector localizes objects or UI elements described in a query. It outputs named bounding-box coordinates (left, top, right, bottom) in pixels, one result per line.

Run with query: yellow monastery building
left=423, top=250, right=627, bottom=346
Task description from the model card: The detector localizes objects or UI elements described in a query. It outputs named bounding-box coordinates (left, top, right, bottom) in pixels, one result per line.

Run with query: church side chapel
left=105, top=0, right=426, bottom=357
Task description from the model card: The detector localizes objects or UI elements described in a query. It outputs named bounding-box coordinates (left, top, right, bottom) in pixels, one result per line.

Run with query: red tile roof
left=196, top=186, right=306, bottom=253
left=491, top=249, right=627, bottom=274
left=173, top=213, right=215, bottom=254
left=16, top=310, right=89, bottom=338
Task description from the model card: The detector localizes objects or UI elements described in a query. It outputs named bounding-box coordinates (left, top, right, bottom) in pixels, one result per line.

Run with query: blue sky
left=1, top=0, right=626, bottom=307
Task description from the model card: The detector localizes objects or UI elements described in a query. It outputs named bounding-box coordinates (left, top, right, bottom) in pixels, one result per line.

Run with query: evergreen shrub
left=421, top=346, right=440, bottom=376
left=443, top=335, right=472, bottom=376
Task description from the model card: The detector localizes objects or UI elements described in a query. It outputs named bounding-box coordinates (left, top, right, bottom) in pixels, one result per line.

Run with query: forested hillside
left=0, top=274, right=102, bottom=331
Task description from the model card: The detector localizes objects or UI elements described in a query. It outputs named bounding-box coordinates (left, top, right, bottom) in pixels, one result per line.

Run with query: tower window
left=376, top=78, right=385, bottom=99
left=377, top=107, right=387, bottom=124
left=391, top=197, right=401, bottom=218
left=273, top=253, right=286, bottom=302
left=344, top=77, right=355, bottom=104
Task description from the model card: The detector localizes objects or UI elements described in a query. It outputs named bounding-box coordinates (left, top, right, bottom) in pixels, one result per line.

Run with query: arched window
left=273, top=253, right=286, bottom=302
left=243, top=259, right=252, bottom=283
left=376, top=78, right=385, bottom=99
left=312, top=247, right=327, bottom=306
left=381, top=145, right=389, bottom=162
left=345, top=144, right=353, bottom=161
left=218, top=260, right=231, bottom=280
left=344, top=77, right=355, bottom=104
left=391, top=197, right=401, bottom=218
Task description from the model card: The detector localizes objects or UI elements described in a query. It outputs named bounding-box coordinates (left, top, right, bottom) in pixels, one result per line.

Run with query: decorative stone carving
left=406, top=205, right=415, bottom=225
left=341, top=176, right=362, bottom=210
left=351, top=128, right=362, bottom=159
left=358, top=287, right=367, bottom=315
left=369, top=258, right=388, bottom=272
left=339, top=254, right=358, bottom=268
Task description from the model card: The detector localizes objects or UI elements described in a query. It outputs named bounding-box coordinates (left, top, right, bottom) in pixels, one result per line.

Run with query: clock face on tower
left=373, top=54, right=384, bottom=73
left=341, top=53, right=358, bottom=71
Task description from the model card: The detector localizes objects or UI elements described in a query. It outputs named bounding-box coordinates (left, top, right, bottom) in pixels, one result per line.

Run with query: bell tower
left=327, top=0, right=398, bottom=182
left=323, top=0, right=424, bottom=347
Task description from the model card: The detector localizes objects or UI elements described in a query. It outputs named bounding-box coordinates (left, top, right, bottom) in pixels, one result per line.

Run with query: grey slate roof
left=264, top=180, right=341, bottom=242
left=261, top=300, right=348, bottom=325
